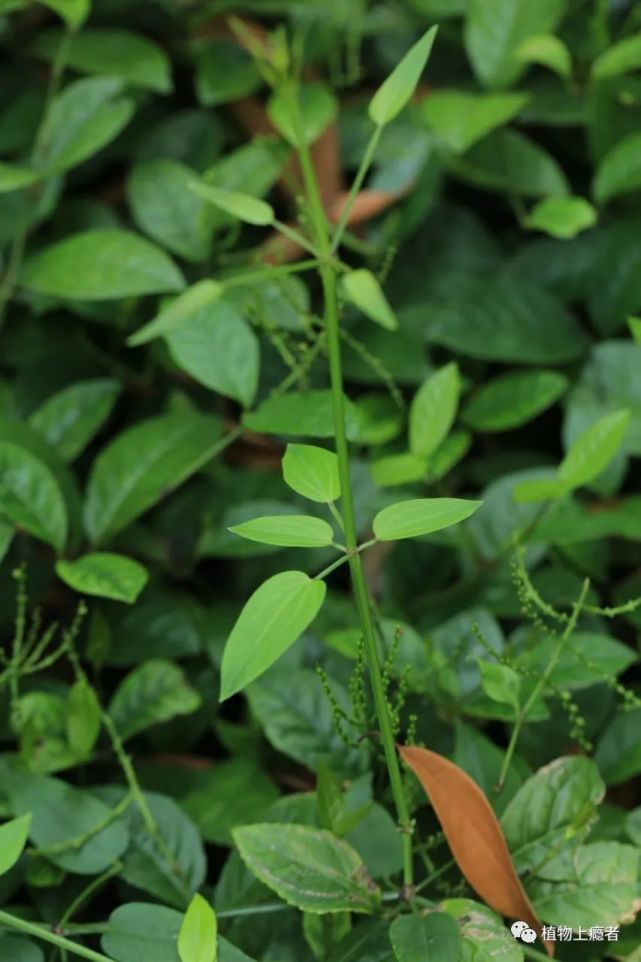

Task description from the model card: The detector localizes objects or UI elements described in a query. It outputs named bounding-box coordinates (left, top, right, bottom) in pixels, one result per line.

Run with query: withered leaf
left=399, top=744, right=554, bottom=958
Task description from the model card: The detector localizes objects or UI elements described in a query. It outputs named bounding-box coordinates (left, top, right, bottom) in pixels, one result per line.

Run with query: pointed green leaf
left=0, top=161, right=39, bottom=193
left=0, top=814, right=32, bottom=877
left=342, top=269, right=397, bottom=331
left=38, top=0, right=89, bottom=28
left=56, top=553, right=148, bottom=604
left=594, top=132, right=641, bottom=203
left=593, top=33, right=641, bottom=80
left=229, top=515, right=334, bottom=548
left=371, top=452, right=426, bottom=488
left=373, top=498, right=482, bottom=541
left=268, top=83, right=337, bottom=147
left=0, top=441, right=68, bottom=552
left=516, top=34, right=572, bottom=79
left=220, top=571, right=326, bottom=700
left=234, top=823, right=381, bottom=914
left=244, top=390, right=360, bottom=439
left=629, top=316, right=641, bottom=344
left=559, top=409, right=630, bottom=488
left=30, top=379, right=121, bottom=461
left=512, top=476, right=570, bottom=503
left=410, top=363, right=460, bottom=459
left=422, top=90, right=529, bottom=153
left=282, top=443, right=341, bottom=503
left=390, top=912, right=461, bottom=962
left=21, top=230, right=185, bottom=301
left=109, top=660, right=201, bottom=741
left=527, top=196, right=597, bottom=239
left=478, top=661, right=521, bottom=712
left=369, top=26, right=438, bottom=126
left=190, top=182, right=274, bottom=226
left=178, top=894, right=217, bottom=962
left=128, top=281, right=223, bottom=346
left=462, top=370, right=568, bottom=432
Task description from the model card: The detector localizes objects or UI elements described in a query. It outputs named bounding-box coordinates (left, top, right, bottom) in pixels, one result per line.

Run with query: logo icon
left=511, top=921, right=537, bottom=944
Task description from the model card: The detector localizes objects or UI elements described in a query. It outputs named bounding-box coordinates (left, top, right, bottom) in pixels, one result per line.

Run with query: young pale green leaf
left=109, top=660, right=201, bottom=741
left=373, top=498, right=482, bottom=541
left=56, top=553, right=148, bottom=604
left=39, top=0, right=89, bottom=28
left=369, top=25, right=438, bottom=126
left=409, top=363, right=460, bottom=459
left=371, top=452, right=426, bottom=488
left=478, top=661, right=521, bottom=713
left=234, top=823, right=381, bottom=914
left=629, top=316, right=641, bottom=344
left=558, top=409, right=630, bottom=489
left=244, top=390, right=360, bottom=440
left=84, top=411, right=223, bottom=544
left=229, top=515, right=334, bottom=549
left=220, top=571, right=326, bottom=700
left=0, top=814, right=32, bottom=877
left=282, top=443, right=341, bottom=503
left=166, top=300, right=259, bottom=408
left=195, top=39, right=260, bottom=107
left=516, top=33, right=572, bottom=78
left=0, top=441, right=68, bottom=552
left=33, top=29, right=172, bottom=93
left=421, top=91, right=529, bottom=153
left=21, top=230, right=185, bottom=301
left=462, top=370, right=568, bottom=432
left=128, top=281, right=223, bottom=346
left=341, top=269, right=397, bottom=331
left=592, top=33, right=641, bottom=79
left=66, top=680, right=101, bottom=759
left=178, top=894, right=217, bottom=962
left=30, top=379, right=121, bottom=462
left=594, top=132, right=641, bottom=203
left=0, top=161, right=39, bottom=193
left=512, top=476, right=570, bottom=504
left=527, top=196, right=597, bottom=239
left=268, top=83, right=338, bottom=147
left=190, top=182, right=274, bottom=226
left=390, top=912, right=461, bottom=962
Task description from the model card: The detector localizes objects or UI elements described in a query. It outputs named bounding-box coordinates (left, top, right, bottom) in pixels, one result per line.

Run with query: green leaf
left=426, top=276, right=586, bottom=363
left=56, top=552, right=148, bottom=603
left=465, top=0, right=568, bottom=89
left=389, top=912, right=460, bottom=962
left=0, top=814, right=32, bottom=876
left=529, top=842, right=640, bottom=928
left=441, top=900, right=522, bottom=962
left=195, top=39, right=260, bottom=106
left=0, top=935, right=44, bottom=962
left=478, top=661, right=521, bottom=712
left=84, top=410, right=223, bottom=544
left=190, top=182, right=274, bottom=226
left=369, top=26, right=438, bottom=126
left=3, top=767, right=129, bottom=874
left=38, top=0, right=89, bottom=28
left=372, top=498, right=482, bottom=541
left=515, top=631, right=635, bottom=690
left=450, top=127, right=569, bottom=197
left=527, top=196, right=597, bottom=239
left=0, top=161, right=39, bottom=193
left=108, top=660, right=201, bottom=741
left=128, top=281, right=223, bottom=346
left=595, top=708, right=641, bottom=785
left=128, top=160, right=211, bottom=263
left=179, top=895, right=217, bottom=962
left=594, top=132, right=641, bottom=203
left=558, top=408, right=630, bottom=488
left=33, top=29, right=172, bottom=92
left=516, top=33, right=572, bottom=79
left=268, top=83, right=337, bottom=146
left=282, top=443, right=341, bottom=503
left=0, top=441, right=67, bottom=551
left=501, top=757, right=605, bottom=873
left=244, top=390, right=360, bottom=440
left=229, top=515, right=334, bottom=548
left=462, top=370, right=568, bottom=432
left=220, top=571, right=326, bottom=700
left=371, top=452, right=426, bottom=488
left=629, top=316, right=641, bottom=344
left=29, top=379, right=121, bottom=461
left=166, top=299, right=259, bottom=407
left=593, top=33, right=641, bottom=80
left=41, top=76, right=134, bottom=175
left=66, top=680, right=101, bottom=759
left=233, top=823, right=381, bottom=914
left=409, top=363, right=460, bottom=459
left=422, top=90, right=529, bottom=153
left=342, top=269, right=397, bottom=331
left=22, top=230, right=185, bottom=300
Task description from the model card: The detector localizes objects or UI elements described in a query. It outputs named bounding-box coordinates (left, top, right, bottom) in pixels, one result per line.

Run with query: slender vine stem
left=330, top=125, right=382, bottom=254
left=0, top=910, right=113, bottom=962
left=497, top=579, right=590, bottom=790
left=289, top=84, right=414, bottom=890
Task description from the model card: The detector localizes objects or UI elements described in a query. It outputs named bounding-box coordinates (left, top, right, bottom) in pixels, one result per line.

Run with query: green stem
left=222, top=259, right=320, bottom=289
left=272, top=219, right=321, bottom=258
left=497, top=579, right=590, bottom=790
left=291, top=87, right=414, bottom=890
left=330, top=125, right=382, bottom=254
left=0, top=910, right=113, bottom=962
